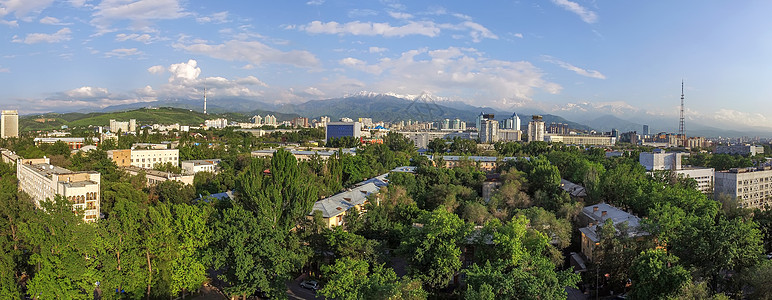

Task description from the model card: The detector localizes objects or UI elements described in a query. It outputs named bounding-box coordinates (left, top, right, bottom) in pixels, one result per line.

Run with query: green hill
left=20, top=107, right=240, bottom=132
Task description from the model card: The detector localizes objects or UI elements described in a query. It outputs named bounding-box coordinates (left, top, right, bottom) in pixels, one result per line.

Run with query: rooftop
left=311, top=182, right=380, bottom=218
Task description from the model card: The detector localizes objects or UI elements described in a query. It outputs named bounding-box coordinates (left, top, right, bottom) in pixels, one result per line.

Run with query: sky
left=1, top=0, right=772, bottom=131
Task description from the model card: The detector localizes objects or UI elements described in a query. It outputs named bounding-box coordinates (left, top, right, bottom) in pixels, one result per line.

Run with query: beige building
left=715, top=167, right=772, bottom=209
left=578, top=203, right=644, bottom=262
left=109, top=119, right=136, bottom=133
left=1, top=110, right=18, bottom=138
left=123, top=166, right=194, bottom=187
left=17, top=158, right=100, bottom=222
left=527, top=115, right=545, bottom=142
left=107, top=148, right=179, bottom=169
left=545, top=134, right=615, bottom=146
left=310, top=182, right=381, bottom=228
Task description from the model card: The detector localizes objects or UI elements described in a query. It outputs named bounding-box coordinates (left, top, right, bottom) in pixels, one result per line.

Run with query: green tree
left=427, top=138, right=448, bottom=153
left=629, top=249, right=691, bottom=300
left=96, top=197, right=148, bottom=299
left=169, top=203, right=212, bottom=297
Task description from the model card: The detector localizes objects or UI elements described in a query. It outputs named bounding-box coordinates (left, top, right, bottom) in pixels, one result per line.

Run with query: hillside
left=21, top=107, right=226, bottom=132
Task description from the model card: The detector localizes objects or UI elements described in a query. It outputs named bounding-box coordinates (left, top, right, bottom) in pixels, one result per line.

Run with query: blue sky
left=1, top=0, right=771, bottom=130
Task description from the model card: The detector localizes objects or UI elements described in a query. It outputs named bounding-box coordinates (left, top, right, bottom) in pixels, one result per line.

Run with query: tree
left=427, top=138, right=448, bottom=154
left=401, top=208, right=471, bottom=290
left=629, top=249, right=691, bottom=300
left=449, top=137, right=476, bottom=154
left=319, top=257, right=427, bottom=300
left=21, top=196, right=97, bottom=299
left=96, top=198, right=149, bottom=299
left=169, top=203, right=212, bottom=297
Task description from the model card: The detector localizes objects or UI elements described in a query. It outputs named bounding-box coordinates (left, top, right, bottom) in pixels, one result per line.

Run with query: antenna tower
left=203, top=86, right=207, bottom=115
left=679, top=80, right=685, bottom=145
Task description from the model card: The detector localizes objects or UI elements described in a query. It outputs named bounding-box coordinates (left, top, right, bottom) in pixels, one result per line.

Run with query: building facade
left=503, top=112, right=521, bottom=131
left=578, top=203, right=644, bottom=262
left=107, top=149, right=179, bottom=169
left=715, top=145, right=765, bottom=156
left=123, top=166, right=194, bottom=187
left=34, top=137, right=100, bottom=150
left=527, top=115, right=545, bottom=142
left=715, top=167, right=772, bottom=209
left=109, top=119, right=136, bottom=133
left=479, top=119, right=499, bottom=143
left=1, top=110, right=18, bottom=138
left=181, top=159, right=221, bottom=174
left=325, top=122, right=362, bottom=141
left=545, top=134, right=615, bottom=146
left=17, top=158, right=101, bottom=222
left=639, top=150, right=686, bottom=171
left=205, top=118, right=228, bottom=129
left=675, top=167, right=715, bottom=194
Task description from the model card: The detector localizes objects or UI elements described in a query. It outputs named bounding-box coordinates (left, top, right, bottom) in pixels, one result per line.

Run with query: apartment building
left=17, top=158, right=100, bottom=222
left=715, top=167, right=772, bottom=209
left=578, top=203, right=645, bottom=262
left=310, top=181, right=381, bottom=228
left=34, top=137, right=100, bottom=150
left=123, top=166, right=194, bottom=187
left=107, top=149, right=179, bottom=169
left=181, top=159, right=221, bottom=174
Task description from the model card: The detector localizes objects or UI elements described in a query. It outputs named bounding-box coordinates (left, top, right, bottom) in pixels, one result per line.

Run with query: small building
left=578, top=203, right=645, bottom=262
left=181, top=159, right=221, bottom=174
left=560, top=179, right=587, bottom=200
left=123, top=166, right=194, bottom=187
left=310, top=182, right=380, bottom=228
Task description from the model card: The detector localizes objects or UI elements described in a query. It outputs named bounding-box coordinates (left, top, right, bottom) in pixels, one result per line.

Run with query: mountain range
left=21, top=92, right=771, bottom=138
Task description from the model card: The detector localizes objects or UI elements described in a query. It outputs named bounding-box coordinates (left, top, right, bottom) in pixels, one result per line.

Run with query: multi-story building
left=263, top=115, right=277, bottom=126
left=292, top=117, right=309, bottom=128
left=1, top=110, right=18, bottom=138
left=123, top=166, right=194, bottom=187
left=310, top=182, right=381, bottom=228
left=34, top=137, right=100, bottom=150
left=181, top=159, right=221, bottom=174
left=715, top=144, right=765, bottom=156
left=503, top=112, right=521, bottom=131
left=205, top=118, right=228, bottom=129
left=109, top=119, right=136, bottom=133
left=715, top=167, right=772, bottom=209
left=497, top=129, right=521, bottom=142
left=545, top=134, right=615, bottom=146
left=578, top=203, right=644, bottom=262
left=547, top=123, right=570, bottom=135
left=107, top=149, right=179, bottom=169
left=527, top=115, right=545, bottom=142
left=479, top=119, right=499, bottom=144
left=639, top=149, right=686, bottom=171
left=326, top=122, right=362, bottom=141
left=251, top=115, right=263, bottom=125
left=17, top=157, right=100, bottom=222
left=424, top=155, right=518, bottom=172
left=675, top=167, right=715, bottom=194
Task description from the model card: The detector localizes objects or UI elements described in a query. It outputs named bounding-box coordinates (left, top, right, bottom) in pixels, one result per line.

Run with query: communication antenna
left=679, top=80, right=685, bottom=146
left=203, top=85, right=207, bottom=115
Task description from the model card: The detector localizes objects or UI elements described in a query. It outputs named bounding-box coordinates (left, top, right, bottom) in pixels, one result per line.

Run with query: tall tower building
left=504, top=112, right=521, bottom=131
left=679, top=81, right=685, bottom=145
left=527, top=115, right=545, bottom=142
left=1, top=110, right=18, bottom=138
left=643, top=125, right=650, bottom=136
left=479, top=119, right=499, bottom=143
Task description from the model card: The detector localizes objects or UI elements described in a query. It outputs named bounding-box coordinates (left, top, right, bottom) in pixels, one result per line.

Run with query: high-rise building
left=17, top=157, right=101, bottom=222
left=527, top=115, right=545, bottom=142
left=251, top=115, right=263, bottom=125
left=503, top=112, right=521, bottom=131
left=1, top=110, right=18, bottom=138
left=479, top=120, right=499, bottom=143
left=642, top=125, right=650, bottom=136
left=442, top=119, right=451, bottom=130
left=326, top=122, right=362, bottom=141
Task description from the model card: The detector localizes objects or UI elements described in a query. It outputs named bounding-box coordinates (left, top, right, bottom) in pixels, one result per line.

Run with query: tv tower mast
left=679, top=80, right=685, bottom=146
left=203, top=86, right=207, bottom=115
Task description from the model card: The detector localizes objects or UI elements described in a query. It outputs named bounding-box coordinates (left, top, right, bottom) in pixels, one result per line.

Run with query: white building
left=546, top=135, right=615, bottom=146
left=181, top=159, right=221, bottom=174
left=675, top=167, right=715, bottom=194
left=17, top=158, right=101, bottom=222
left=107, top=149, right=179, bottom=169
left=498, top=129, right=522, bottom=142
left=527, top=115, right=545, bottom=142
left=479, top=119, right=499, bottom=143
left=109, top=119, right=136, bottom=133
left=715, top=145, right=765, bottom=156
left=205, top=118, right=228, bottom=129
left=639, top=149, right=686, bottom=171
left=715, top=167, right=772, bottom=209
left=123, top=166, right=194, bottom=187
left=503, top=112, right=521, bottom=131
left=1, top=110, right=18, bottom=138
left=251, top=115, right=263, bottom=125
left=264, top=115, right=277, bottom=126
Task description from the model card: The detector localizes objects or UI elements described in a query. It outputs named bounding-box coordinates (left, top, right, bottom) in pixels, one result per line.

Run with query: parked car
left=300, top=280, right=319, bottom=290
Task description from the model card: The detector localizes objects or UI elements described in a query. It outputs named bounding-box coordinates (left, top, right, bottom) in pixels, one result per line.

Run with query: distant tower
left=203, top=87, right=207, bottom=115
left=679, top=80, right=685, bottom=145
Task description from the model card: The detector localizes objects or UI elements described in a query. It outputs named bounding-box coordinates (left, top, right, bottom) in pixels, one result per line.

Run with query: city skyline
left=1, top=1, right=772, bottom=131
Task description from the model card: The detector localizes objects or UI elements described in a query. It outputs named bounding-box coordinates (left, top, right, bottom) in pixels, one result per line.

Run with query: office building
left=17, top=157, right=100, bottom=222
left=107, top=149, right=179, bottom=169
left=715, top=167, right=772, bottom=209
left=546, top=135, right=615, bottom=146
left=503, top=112, right=521, bottom=131
left=527, top=115, right=545, bottom=142
left=109, top=119, right=136, bottom=133
left=675, top=167, right=715, bottom=194
left=715, top=145, right=764, bottom=156
left=642, top=125, right=650, bottom=136
left=325, top=122, right=362, bottom=141
left=1, top=110, right=18, bottom=138
left=442, top=119, right=451, bottom=130
left=479, top=119, right=499, bottom=143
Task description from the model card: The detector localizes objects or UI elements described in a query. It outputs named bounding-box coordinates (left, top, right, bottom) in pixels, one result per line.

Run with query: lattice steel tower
left=679, top=80, right=685, bottom=144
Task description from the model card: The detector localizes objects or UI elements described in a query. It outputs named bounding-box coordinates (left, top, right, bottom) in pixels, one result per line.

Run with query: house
left=577, top=203, right=646, bottom=262
left=310, top=182, right=380, bottom=228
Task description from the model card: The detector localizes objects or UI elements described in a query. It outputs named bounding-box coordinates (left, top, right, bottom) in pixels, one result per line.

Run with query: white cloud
left=388, top=11, right=413, bottom=19
left=104, top=48, right=142, bottom=58
left=337, top=47, right=561, bottom=107
left=68, top=0, right=87, bottom=7
left=300, top=19, right=497, bottom=42
left=306, top=0, right=324, bottom=5
left=347, top=9, right=377, bottom=18
left=303, top=87, right=325, bottom=97
left=339, top=57, right=383, bottom=74
left=196, top=11, right=228, bottom=24
left=713, top=109, right=768, bottom=127
left=115, top=33, right=154, bottom=43
left=369, top=46, right=387, bottom=53
left=0, top=0, right=54, bottom=19
left=513, top=33, right=523, bottom=38
left=0, top=19, right=17, bottom=27
left=91, top=0, right=188, bottom=33
left=168, top=59, right=201, bottom=82
left=65, top=86, right=110, bottom=98
left=543, top=56, right=606, bottom=79
left=13, top=27, right=71, bottom=44
left=302, top=20, right=440, bottom=37
left=0, top=66, right=9, bottom=72
left=174, top=39, right=319, bottom=68
left=551, top=0, right=598, bottom=23
left=39, top=16, right=70, bottom=25
left=147, top=65, right=165, bottom=74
